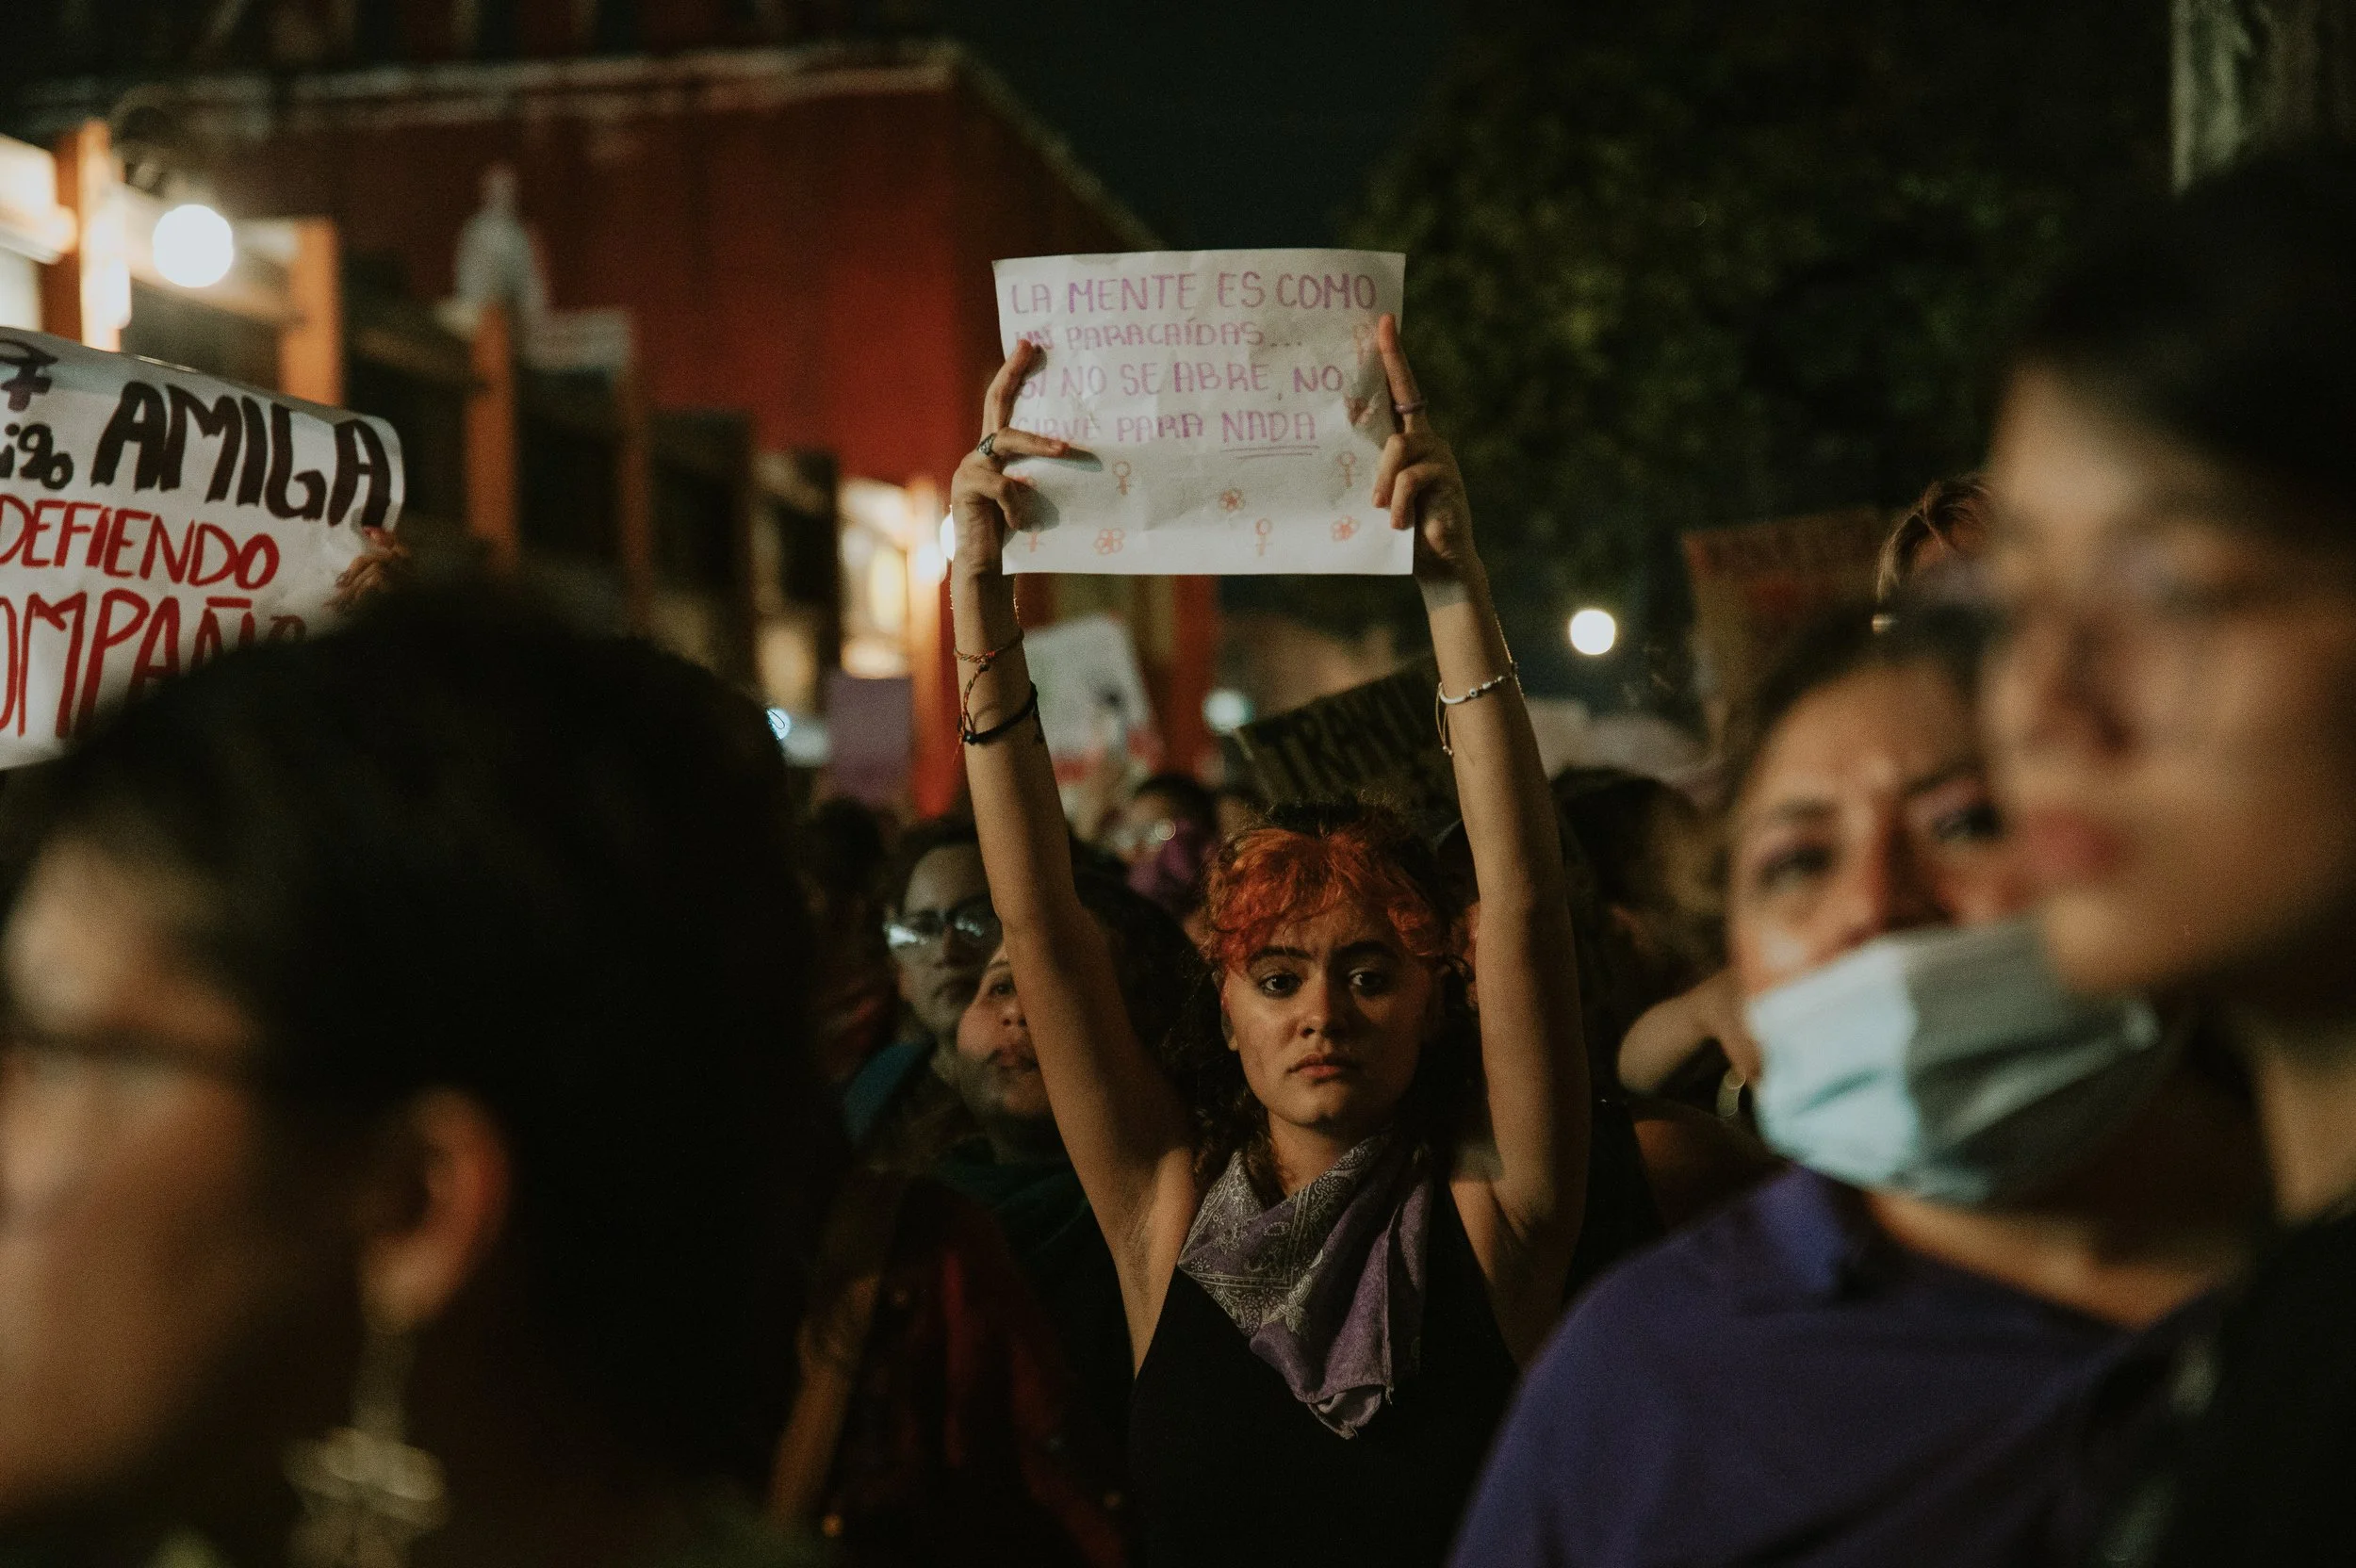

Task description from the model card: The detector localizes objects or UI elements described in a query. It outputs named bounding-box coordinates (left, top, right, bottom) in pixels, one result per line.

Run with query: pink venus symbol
left=1254, top=517, right=1273, bottom=557
left=1112, top=461, right=1133, bottom=496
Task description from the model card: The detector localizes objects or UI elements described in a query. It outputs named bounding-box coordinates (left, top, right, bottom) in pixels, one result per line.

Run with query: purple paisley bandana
left=1176, top=1132, right=1432, bottom=1437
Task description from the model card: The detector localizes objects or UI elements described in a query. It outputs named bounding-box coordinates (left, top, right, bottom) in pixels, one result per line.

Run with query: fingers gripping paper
left=993, top=249, right=1409, bottom=576
left=0, top=331, right=401, bottom=767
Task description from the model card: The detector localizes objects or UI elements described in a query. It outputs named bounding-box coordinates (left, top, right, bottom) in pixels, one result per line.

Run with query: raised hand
left=952, top=340, right=1079, bottom=578
left=330, top=527, right=410, bottom=611
left=1368, top=315, right=1479, bottom=586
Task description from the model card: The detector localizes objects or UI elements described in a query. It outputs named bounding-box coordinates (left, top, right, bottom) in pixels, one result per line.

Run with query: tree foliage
left=1330, top=0, right=2168, bottom=687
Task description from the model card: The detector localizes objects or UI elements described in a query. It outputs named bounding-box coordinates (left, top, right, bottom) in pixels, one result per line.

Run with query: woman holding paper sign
left=950, top=318, right=1586, bottom=1567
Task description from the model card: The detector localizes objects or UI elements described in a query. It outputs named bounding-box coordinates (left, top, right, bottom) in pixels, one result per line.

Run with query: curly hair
left=1160, top=800, right=1480, bottom=1200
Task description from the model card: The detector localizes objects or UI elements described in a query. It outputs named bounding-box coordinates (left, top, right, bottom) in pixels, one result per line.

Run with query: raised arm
left=1370, top=318, right=1589, bottom=1348
left=950, top=344, right=1203, bottom=1350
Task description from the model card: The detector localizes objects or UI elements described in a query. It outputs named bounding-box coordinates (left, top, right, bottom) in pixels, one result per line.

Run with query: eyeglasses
left=1970, top=542, right=2356, bottom=739
left=884, top=896, right=1001, bottom=954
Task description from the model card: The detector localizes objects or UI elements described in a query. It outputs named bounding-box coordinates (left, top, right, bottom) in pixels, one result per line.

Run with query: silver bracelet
left=1434, top=660, right=1519, bottom=757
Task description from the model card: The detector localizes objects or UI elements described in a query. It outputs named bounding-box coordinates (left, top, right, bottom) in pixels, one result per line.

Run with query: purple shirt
left=1452, top=1168, right=2201, bottom=1568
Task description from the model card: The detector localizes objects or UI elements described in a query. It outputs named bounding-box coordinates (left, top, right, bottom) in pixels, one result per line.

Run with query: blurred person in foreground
left=0, top=594, right=834, bottom=1568
left=1974, top=149, right=2356, bottom=1567
left=1454, top=607, right=2262, bottom=1568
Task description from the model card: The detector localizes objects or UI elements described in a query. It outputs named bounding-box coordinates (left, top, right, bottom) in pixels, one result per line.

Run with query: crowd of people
left=0, top=146, right=2347, bottom=1568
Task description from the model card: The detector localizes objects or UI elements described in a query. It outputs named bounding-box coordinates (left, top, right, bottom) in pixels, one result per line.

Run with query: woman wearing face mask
left=1452, top=606, right=2264, bottom=1568
left=947, top=319, right=1589, bottom=1568
left=1975, top=150, right=2356, bottom=1568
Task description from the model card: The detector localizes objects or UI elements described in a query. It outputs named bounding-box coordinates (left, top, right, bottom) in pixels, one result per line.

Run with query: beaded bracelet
left=956, top=633, right=1023, bottom=742
left=1434, top=661, right=1519, bottom=757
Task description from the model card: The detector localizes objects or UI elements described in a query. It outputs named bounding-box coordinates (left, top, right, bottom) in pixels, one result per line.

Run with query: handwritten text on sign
left=0, top=330, right=401, bottom=767
left=992, top=249, right=1408, bottom=576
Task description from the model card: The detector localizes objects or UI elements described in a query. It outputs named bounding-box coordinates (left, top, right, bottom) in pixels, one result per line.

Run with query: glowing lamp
left=153, top=204, right=236, bottom=289
left=1568, top=608, right=1617, bottom=657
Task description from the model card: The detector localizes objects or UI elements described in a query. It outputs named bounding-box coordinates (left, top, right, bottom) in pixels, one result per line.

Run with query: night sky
left=934, top=0, right=1458, bottom=248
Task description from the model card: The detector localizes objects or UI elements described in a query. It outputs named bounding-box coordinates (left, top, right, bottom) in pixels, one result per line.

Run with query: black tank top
left=1126, top=1181, right=1519, bottom=1568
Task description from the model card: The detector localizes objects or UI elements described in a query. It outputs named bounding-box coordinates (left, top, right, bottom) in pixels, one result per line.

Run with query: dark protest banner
left=1232, top=658, right=1459, bottom=838
left=0, top=330, right=401, bottom=767
left=1681, top=506, right=1885, bottom=705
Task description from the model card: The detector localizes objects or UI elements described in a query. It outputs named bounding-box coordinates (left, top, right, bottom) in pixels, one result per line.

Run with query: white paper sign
left=0, top=330, right=401, bottom=766
left=1023, top=613, right=1156, bottom=780
left=993, top=248, right=1409, bottom=576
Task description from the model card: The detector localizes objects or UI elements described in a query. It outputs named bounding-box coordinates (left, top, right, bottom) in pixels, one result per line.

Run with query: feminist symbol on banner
left=0, top=339, right=57, bottom=413
left=1095, top=529, right=1126, bottom=555
left=0, top=421, right=74, bottom=488
left=1332, top=516, right=1359, bottom=542
left=1254, top=517, right=1272, bottom=557
left=1219, top=487, right=1244, bottom=513
left=1112, top=461, right=1133, bottom=497
left=1336, top=451, right=1357, bottom=492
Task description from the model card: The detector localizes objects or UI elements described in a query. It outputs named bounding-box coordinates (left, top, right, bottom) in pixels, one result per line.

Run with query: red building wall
left=160, top=47, right=1209, bottom=808
left=197, top=57, right=1131, bottom=502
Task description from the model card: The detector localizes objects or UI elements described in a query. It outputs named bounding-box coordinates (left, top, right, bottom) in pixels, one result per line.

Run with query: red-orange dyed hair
left=1200, top=811, right=1459, bottom=975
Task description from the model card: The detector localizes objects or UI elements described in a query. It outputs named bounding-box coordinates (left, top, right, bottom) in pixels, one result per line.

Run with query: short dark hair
left=1072, top=870, right=1205, bottom=1056
left=884, top=815, right=981, bottom=914
left=31, top=592, right=836, bottom=1484
left=1131, top=773, right=1217, bottom=831
left=1551, top=767, right=1700, bottom=916
left=2018, top=147, right=2356, bottom=533
left=802, top=795, right=892, bottom=911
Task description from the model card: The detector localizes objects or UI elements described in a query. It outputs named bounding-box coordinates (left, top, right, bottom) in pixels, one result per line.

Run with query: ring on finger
left=1392, top=399, right=1428, bottom=417
left=978, top=431, right=1001, bottom=461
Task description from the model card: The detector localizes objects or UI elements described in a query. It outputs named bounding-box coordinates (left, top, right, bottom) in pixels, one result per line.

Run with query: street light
left=1567, top=607, right=1617, bottom=657
left=153, top=204, right=236, bottom=289
left=1203, top=688, right=1253, bottom=734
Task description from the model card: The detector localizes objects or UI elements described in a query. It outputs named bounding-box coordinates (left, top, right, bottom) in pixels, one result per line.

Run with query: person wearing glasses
left=0, top=594, right=835, bottom=1568
left=841, top=817, right=1001, bottom=1154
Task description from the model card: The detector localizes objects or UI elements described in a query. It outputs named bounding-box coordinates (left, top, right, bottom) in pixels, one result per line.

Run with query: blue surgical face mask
left=1744, top=917, right=2168, bottom=1206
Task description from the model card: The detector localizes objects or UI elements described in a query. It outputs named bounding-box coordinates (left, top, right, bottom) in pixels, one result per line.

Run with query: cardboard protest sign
left=1682, top=507, right=1886, bottom=705
left=992, top=248, right=1409, bottom=577
left=1023, top=613, right=1158, bottom=784
left=1232, top=658, right=1459, bottom=839
left=0, top=330, right=401, bottom=767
